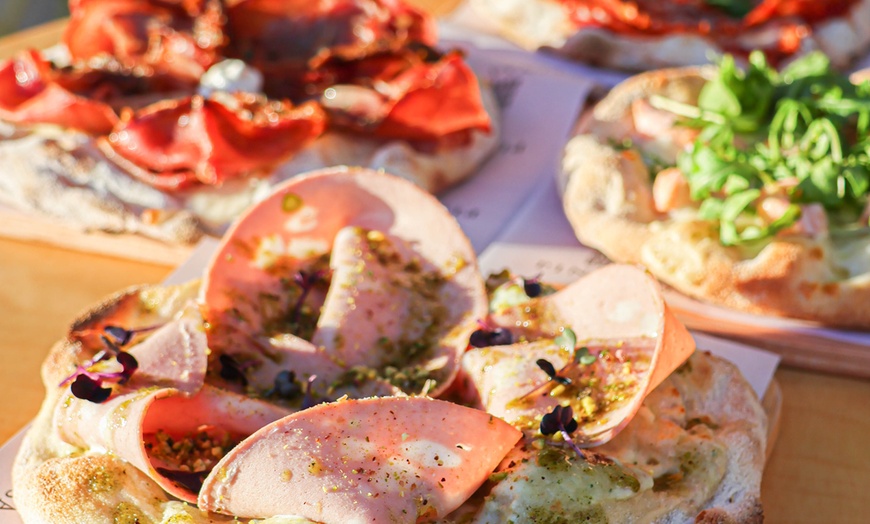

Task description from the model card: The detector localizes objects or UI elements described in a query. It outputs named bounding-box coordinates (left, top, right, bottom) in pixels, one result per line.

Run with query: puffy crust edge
left=11, top=283, right=216, bottom=524
left=0, top=83, right=500, bottom=247
left=669, top=352, right=768, bottom=524
left=560, top=66, right=870, bottom=328
left=13, top=285, right=772, bottom=524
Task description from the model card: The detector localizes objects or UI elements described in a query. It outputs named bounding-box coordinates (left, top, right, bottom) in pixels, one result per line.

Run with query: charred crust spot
left=581, top=449, right=615, bottom=466
left=798, top=281, right=817, bottom=299
left=821, top=282, right=839, bottom=296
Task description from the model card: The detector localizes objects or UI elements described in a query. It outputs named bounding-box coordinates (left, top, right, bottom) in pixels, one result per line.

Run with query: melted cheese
left=472, top=375, right=728, bottom=524
left=198, top=59, right=264, bottom=97
left=833, top=235, right=870, bottom=278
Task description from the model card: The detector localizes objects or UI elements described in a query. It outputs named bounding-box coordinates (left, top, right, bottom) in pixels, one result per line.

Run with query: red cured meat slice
left=0, top=50, right=119, bottom=134
left=103, top=95, right=327, bottom=189
left=64, top=0, right=224, bottom=82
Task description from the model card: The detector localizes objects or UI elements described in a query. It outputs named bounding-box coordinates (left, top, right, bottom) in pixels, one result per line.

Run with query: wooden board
left=0, top=206, right=193, bottom=266
left=665, top=291, right=870, bottom=379
left=762, top=379, right=783, bottom=464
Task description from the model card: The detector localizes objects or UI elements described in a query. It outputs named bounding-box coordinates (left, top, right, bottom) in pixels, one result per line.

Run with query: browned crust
left=560, top=66, right=870, bottom=329
left=14, top=282, right=771, bottom=523
left=12, top=282, right=207, bottom=524
left=0, top=83, right=500, bottom=248
left=665, top=352, right=769, bottom=524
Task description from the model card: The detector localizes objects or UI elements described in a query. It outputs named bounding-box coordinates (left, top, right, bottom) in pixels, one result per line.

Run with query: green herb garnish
left=554, top=327, right=577, bottom=351
left=662, top=51, right=870, bottom=245
left=574, top=347, right=597, bottom=366
left=703, top=0, right=754, bottom=18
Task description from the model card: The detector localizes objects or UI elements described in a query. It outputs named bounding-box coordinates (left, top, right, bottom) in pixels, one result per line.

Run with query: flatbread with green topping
left=560, top=51, right=870, bottom=328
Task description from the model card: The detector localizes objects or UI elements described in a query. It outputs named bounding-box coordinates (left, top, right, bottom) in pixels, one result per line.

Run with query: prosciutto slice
left=0, top=50, right=119, bottom=134
left=202, top=167, right=487, bottom=398
left=64, top=0, right=225, bottom=83
left=103, top=94, right=327, bottom=189
left=198, top=396, right=521, bottom=522
left=224, top=0, right=436, bottom=76
left=461, top=264, right=695, bottom=446
left=0, top=0, right=493, bottom=191
left=321, top=51, right=492, bottom=142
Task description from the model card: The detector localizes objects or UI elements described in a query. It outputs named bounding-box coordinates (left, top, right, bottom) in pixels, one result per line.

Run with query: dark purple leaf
left=535, top=358, right=572, bottom=386
left=156, top=468, right=207, bottom=494
left=70, top=374, right=112, bottom=403
left=523, top=277, right=542, bottom=298
left=116, top=352, right=139, bottom=383
left=103, top=324, right=162, bottom=347
left=489, top=327, right=514, bottom=346
left=104, top=325, right=134, bottom=346
left=469, top=326, right=513, bottom=348
left=219, top=354, right=248, bottom=386
left=269, top=370, right=302, bottom=399
left=539, top=405, right=585, bottom=458
left=536, top=359, right=557, bottom=378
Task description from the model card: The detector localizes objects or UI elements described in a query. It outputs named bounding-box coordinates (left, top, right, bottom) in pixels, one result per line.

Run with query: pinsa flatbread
left=0, top=0, right=499, bottom=245
left=560, top=51, right=870, bottom=328
left=469, top=0, right=870, bottom=72
left=14, top=167, right=769, bottom=523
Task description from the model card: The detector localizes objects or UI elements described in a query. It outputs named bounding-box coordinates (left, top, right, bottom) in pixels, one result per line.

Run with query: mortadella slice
left=126, top=301, right=208, bottom=394
left=463, top=264, right=694, bottom=445
left=198, top=396, right=522, bottom=523
left=202, top=167, right=487, bottom=398
left=54, top=384, right=290, bottom=502
left=309, top=225, right=466, bottom=395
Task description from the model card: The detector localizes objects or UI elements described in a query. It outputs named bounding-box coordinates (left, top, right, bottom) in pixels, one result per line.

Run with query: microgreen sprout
left=290, top=269, right=327, bottom=326
left=661, top=51, right=870, bottom=245
left=267, top=370, right=303, bottom=399
left=555, top=328, right=597, bottom=365
left=63, top=355, right=137, bottom=402
left=522, top=275, right=543, bottom=298
left=575, top=347, right=597, bottom=366
left=60, top=326, right=142, bottom=403
left=301, top=375, right=320, bottom=409
left=70, top=375, right=112, bottom=403
left=219, top=354, right=249, bottom=386
left=540, top=405, right=585, bottom=458
left=103, top=324, right=161, bottom=347
left=536, top=358, right=572, bottom=386
left=554, top=328, right=577, bottom=352
left=469, top=319, right=514, bottom=348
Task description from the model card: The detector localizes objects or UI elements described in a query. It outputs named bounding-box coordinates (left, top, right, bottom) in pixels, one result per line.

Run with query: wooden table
left=1, top=5, right=870, bottom=523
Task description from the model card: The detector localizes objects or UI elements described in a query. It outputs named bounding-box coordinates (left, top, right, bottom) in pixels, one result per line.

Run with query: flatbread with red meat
left=469, top=0, right=870, bottom=72
left=0, top=0, right=499, bottom=245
